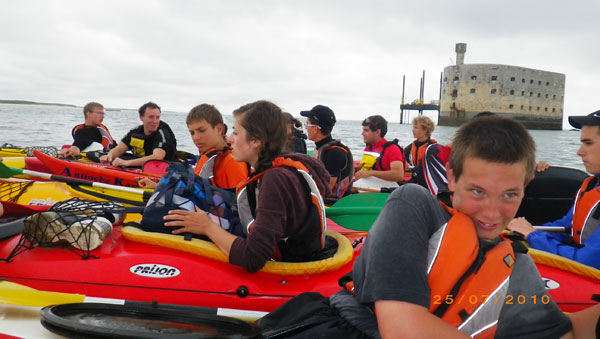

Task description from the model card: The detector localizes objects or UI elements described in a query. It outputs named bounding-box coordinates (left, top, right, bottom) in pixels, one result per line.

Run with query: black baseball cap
left=568, top=110, right=600, bottom=129
left=300, top=105, right=336, bottom=127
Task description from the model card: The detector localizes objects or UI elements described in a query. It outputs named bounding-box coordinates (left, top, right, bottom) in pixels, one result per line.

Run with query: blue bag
left=140, top=162, right=244, bottom=238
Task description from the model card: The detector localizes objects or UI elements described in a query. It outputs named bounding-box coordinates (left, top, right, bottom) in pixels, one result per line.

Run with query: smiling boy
left=259, top=116, right=599, bottom=338
left=100, top=102, right=177, bottom=167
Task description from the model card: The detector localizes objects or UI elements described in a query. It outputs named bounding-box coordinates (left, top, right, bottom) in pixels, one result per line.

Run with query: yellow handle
left=0, top=281, right=85, bottom=307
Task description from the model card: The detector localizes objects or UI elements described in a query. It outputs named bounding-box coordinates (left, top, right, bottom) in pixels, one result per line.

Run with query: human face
left=361, top=126, right=380, bottom=145
left=188, top=120, right=224, bottom=153
left=304, top=120, right=320, bottom=141
left=140, top=108, right=161, bottom=135
left=230, top=116, right=260, bottom=167
left=448, top=157, right=526, bottom=240
left=412, top=123, right=428, bottom=141
left=577, top=125, right=600, bottom=175
left=86, top=108, right=105, bottom=127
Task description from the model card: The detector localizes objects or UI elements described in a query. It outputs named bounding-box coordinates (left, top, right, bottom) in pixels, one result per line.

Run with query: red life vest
left=236, top=157, right=327, bottom=261
left=571, top=176, right=600, bottom=244
left=72, top=124, right=115, bottom=149
left=427, top=206, right=515, bottom=338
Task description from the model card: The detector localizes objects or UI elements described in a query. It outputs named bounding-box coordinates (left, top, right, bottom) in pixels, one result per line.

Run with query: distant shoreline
left=0, top=99, right=77, bottom=107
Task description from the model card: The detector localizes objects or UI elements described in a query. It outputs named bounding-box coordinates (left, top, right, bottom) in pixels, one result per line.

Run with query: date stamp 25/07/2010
left=432, top=294, right=551, bottom=306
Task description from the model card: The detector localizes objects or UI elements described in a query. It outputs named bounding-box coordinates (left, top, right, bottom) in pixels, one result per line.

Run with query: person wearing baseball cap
left=301, top=105, right=353, bottom=202
left=507, top=110, right=600, bottom=269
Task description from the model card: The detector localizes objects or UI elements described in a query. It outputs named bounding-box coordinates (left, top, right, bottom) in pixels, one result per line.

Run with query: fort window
left=443, top=77, right=447, bottom=82
left=538, top=80, right=542, bottom=85
left=490, top=89, right=497, bottom=95
left=520, top=105, right=524, bottom=109
left=530, top=79, right=534, bottom=84
left=471, top=75, right=477, bottom=81
left=529, top=106, right=532, bottom=111
left=546, top=81, right=550, bottom=86
left=545, top=107, right=548, bottom=112
left=510, top=90, right=515, bottom=95
left=530, top=92, right=533, bottom=97
left=510, top=77, right=515, bottom=81
left=537, top=107, right=540, bottom=111
left=451, top=90, right=458, bottom=98
left=509, top=104, right=514, bottom=109
left=453, top=76, right=459, bottom=81
left=537, top=93, right=541, bottom=98
left=522, top=78, right=526, bottom=83
left=490, top=75, right=498, bottom=81
left=470, top=88, right=476, bottom=94
left=521, top=91, right=525, bottom=96
left=552, top=108, right=556, bottom=112
left=545, top=94, right=549, bottom=98
left=553, top=94, right=556, bottom=99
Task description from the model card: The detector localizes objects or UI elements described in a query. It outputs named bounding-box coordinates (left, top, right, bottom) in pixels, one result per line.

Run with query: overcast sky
left=1, top=1, right=598, bottom=128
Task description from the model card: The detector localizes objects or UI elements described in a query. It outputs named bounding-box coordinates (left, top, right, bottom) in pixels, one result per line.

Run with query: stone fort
left=439, top=43, right=565, bottom=130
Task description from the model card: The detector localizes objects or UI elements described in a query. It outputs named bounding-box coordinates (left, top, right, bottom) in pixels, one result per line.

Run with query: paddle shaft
left=87, top=297, right=268, bottom=321
left=0, top=161, right=153, bottom=200
left=533, top=226, right=567, bottom=232
left=0, top=280, right=267, bottom=321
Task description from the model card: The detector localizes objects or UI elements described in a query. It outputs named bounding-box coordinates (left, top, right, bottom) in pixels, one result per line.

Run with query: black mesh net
left=0, top=143, right=59, bottom=157
left=2, top=198, right=126, bottom=261
left=0, top=180, right=34, bottom=203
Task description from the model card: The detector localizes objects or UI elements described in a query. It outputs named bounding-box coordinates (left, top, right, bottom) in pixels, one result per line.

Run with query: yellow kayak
left=0, top=178, right=146, bottom=222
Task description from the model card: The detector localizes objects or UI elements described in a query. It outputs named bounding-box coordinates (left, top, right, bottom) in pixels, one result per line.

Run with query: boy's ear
left=447, top=163, right=456, bottom=191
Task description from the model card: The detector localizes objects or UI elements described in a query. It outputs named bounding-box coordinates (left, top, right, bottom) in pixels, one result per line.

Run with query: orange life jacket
left=236, top=156, right=327, bottom=261
left=571, top=176, right=600, bottom=244
left=408, top=138, right=436, bottom=167
left=194, top=147, right=248, bottom=189
left=339, top=203, right=516, bottom=337
left=427, top=205, right=515, bottom=338
left=73, top=124, right=115, bottom=149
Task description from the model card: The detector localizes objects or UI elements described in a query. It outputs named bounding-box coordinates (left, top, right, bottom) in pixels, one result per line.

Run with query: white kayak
left=0, top=305, right=62, bottom=338
left=353, top=176, right=399, bottom=192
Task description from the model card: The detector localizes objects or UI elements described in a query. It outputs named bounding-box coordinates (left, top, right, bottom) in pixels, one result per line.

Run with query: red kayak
left=0, top=211, right=361, bottom=312
left=34, top=150, right=160, bottom=187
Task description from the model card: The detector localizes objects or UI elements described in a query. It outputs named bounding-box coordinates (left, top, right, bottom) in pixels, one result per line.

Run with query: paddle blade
left=0, top=161, right=24, bottom=179
left=0, top=281, right=85, bottom=307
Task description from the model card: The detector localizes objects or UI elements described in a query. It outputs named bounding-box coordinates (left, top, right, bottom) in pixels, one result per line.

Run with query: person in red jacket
left=355, top=115, right=405, bottom=184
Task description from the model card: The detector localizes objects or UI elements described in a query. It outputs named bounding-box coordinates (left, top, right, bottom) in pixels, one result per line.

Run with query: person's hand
left=136, top=177, right=159, bottom=189
left=111, top=157, right=130, bottom=167
left=354, top=170, right=371, bottom=180
left=354, top=162, right=364, bottom=172
left=506, top=217, right=536, bottom=238
left=0, top=202, right=4, bottom=217
left=99, top=154, right=112, bottom=164
left=59, top=146, right=79, bottom=158
left=163, top=206, right=218, bottom=235
left=535, top=161, right=550, bottom=172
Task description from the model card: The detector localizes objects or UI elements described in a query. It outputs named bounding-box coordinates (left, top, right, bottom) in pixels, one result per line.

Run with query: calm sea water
left=0, top=103, right=585, bottom=172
